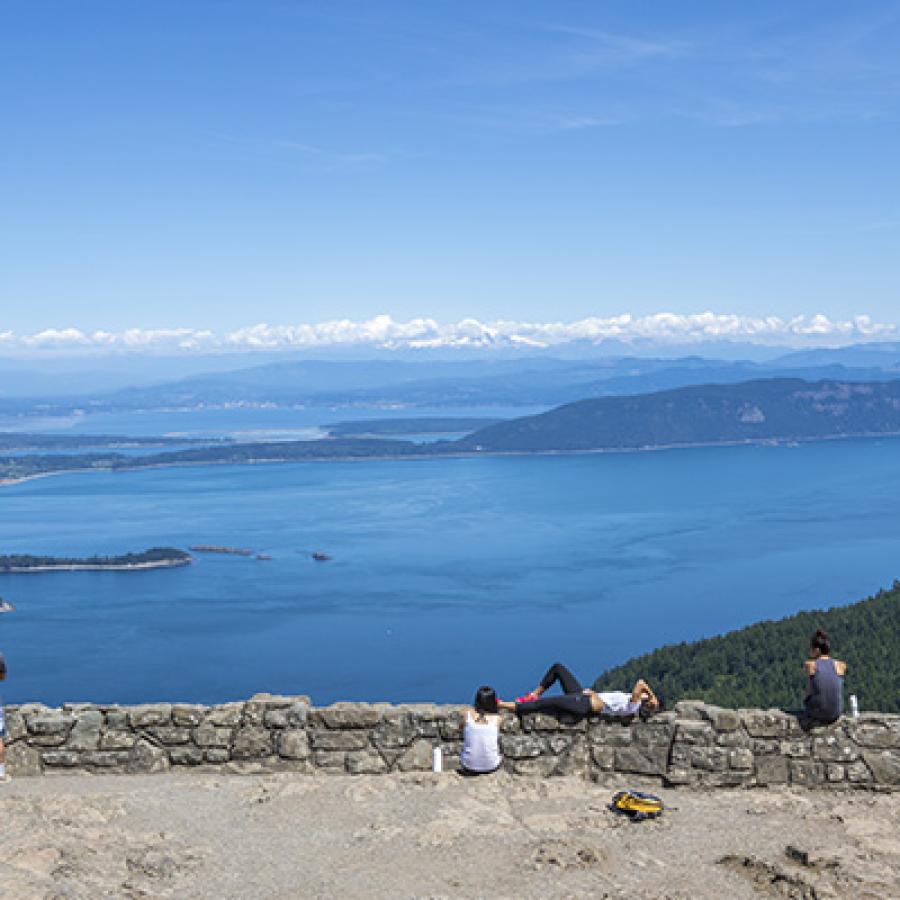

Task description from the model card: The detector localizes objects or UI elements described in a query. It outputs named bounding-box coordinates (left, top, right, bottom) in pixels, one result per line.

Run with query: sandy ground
left=0, top=772, right=897, bottom=899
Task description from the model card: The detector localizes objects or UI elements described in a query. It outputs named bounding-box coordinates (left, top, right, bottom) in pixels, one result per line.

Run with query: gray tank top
left=806, top=658, right=843, bottom=721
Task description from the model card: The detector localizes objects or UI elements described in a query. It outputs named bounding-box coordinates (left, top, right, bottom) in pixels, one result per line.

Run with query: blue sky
left=2, top=1, right=899, bottom=349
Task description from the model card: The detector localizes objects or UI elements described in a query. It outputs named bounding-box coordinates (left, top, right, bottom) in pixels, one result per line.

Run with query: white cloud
left=1, top=312, right=896, bottom=356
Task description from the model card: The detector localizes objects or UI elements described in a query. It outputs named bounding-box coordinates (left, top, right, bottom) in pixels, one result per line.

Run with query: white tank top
left=460, top=713, right=502, bottom=772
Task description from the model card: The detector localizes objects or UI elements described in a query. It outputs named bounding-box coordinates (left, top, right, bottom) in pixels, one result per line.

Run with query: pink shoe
left=516, top=692, right=539, bottom=704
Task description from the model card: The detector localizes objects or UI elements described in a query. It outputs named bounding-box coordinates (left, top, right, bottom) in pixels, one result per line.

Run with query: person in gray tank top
left=804, top=629, right=846, bottom=724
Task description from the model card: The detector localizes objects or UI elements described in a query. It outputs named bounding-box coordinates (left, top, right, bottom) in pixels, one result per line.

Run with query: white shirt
left=598, top=691, right=642, bottom=716
left=460, top=712, right=502, bottom=772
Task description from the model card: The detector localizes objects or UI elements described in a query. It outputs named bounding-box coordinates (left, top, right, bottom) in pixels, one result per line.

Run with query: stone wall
left=4, top=696, right=898, bottom=788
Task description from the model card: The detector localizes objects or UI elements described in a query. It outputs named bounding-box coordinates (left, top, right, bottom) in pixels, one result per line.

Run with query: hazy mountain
left=770, top=341, right=900, bottom=370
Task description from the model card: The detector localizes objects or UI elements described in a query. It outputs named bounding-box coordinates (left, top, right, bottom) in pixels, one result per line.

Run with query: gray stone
left=861, top=750, right=900, bottom=785
left=194, top=724, right=233, bottom=748
left=716, top=731, right=751, bottom=748
left=4, top=709, right=26, bottom=742
left=232, top=727, right=273, bottom=759
left=813, top=734, right=859, bottom=763
left=742, top=710, right=794, bottom=738
left=674, top=721, right=715, bottom=745
left=634, top=720, right=675, bottom=747
left=728, top=749, right=755, bottom=771
left=790, top=760, right=825, bottom=786
left=128, top=704, right=172, bottom=728
left=347, top=750, right=389, bottom=774
left=148, top=726, right=192, bottom=745
left=613, top=745, right=667, bottom=776
left=67, top=710, right=103, bottom=751
left=372, top=712, right=423, bottom=749
left=30, top=732, right=69, bottom=747
left=522, top=712, right=584, bottom=732
left=205, top=749, right=231, bottom=764
left=826, top=764, right=845, bottom=782
left=439, top=716, right=464, bottom=740
left=243, top=695, right=294, bottom=726
left=100, top=730, right=136, bottom=750
left=27, top=713, right=73, bottom=737
left=664, top=769, right=695, bottom=786
left=780, top=739, right=812, bottom=758
left=673, top=700, right=709, bottom=720
left=278, top=730, right=310, bottom=760
left=83, top=750, right=131, bottom=768
left=591, top=745, right=615, bottom=770
left=172, top=704, right=205, bottom=727
left=41, top=750, right=80, bottom=767
left=128, top=739, right=170, bottom=774
left=106, top=710, right=128, bottom=731
left=689, top=747, right=728, bottom=772
left=206, top=703, right=244, bottom=727
left=169, top=746, right=205, bottom=766
left=709, top=708, right=741, bottom=732
left=847, top=760, right=873, bottom=783
left=755, top=755, right=789, bottom=785
left=590, top=721, right=633, bottom=746
left=313, top=750, right=347, bottom=770
left=547, top=735, right=572, bottom=754
left=7, top=742, right=42, bottom=776
left=500, top=734, right=544, bottom=759
left=699, top=772, right=753, bottom=787
left=311, top=703, right=382, bottom=729
left=309, top=730, right=369, bottom=752
left=396, top=739, right=433, bottom=772
left=852, top=721, right=900, bottom=749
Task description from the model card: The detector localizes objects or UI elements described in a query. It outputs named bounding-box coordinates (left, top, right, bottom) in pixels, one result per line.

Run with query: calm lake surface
left=2, top=437, right=899, bottom=706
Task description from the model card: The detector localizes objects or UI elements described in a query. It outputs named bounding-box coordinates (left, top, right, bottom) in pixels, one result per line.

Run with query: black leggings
left=515, top=662, right=592, bottom=717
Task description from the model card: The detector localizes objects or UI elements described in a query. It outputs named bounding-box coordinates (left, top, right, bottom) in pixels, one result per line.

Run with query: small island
left=0, top=547, right=193, bottom=573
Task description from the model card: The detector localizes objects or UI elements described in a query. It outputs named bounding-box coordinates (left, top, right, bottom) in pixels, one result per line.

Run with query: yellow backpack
left=609, top=790, right=665, bottom=822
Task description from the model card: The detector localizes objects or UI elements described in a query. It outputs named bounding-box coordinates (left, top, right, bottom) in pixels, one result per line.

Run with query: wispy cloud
left=215, top=133, right=392, bottom=171
left=3, top=312, right=895, bottom=356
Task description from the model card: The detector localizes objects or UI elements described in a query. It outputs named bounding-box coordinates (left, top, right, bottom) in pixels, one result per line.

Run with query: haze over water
left=3, top=431, right=899, bottom=707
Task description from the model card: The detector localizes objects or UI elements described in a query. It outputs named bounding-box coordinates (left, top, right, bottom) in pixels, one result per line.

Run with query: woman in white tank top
left=459, top=686, right=503, bottom=775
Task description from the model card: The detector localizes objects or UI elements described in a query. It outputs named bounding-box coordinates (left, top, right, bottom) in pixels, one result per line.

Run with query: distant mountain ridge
left=456, top=378, right=900, bottom=452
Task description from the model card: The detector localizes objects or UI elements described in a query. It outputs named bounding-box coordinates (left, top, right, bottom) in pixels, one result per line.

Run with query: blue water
left=0, top=404, right=540, bottom=440
left=1, top=438, right=899, bottom=706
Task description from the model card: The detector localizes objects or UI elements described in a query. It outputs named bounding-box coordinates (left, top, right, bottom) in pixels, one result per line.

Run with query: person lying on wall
left=497, top=662, right=660, bottom=719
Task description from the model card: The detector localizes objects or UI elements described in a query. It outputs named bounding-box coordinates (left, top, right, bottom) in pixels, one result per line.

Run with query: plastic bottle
left=432, top=746, right=443, bottom=773
left=849, top=694, right=859, bottom=718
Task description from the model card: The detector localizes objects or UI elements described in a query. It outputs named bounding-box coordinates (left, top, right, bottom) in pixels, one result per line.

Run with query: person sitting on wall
left=803, top=629, right=846, bottom=724
left=459, top=685, right=503, bottom=775
left=0, top=652, right=9, bottom=783
left=497, top=662, right=659, bottom=719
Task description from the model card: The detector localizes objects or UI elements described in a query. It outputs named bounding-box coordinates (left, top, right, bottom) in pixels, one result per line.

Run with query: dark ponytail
left=811, top=629, right=831, bottom=655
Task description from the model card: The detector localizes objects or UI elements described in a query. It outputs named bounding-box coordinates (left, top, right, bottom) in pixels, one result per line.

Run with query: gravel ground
left=0, top=772, right=897, bottom=898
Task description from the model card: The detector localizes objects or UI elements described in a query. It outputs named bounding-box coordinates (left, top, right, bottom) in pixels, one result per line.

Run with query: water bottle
left=432, top=746, right=443, bottom=773
left=849, top=694, right=859, bottom=718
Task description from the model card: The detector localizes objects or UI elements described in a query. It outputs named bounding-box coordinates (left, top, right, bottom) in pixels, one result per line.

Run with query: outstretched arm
left=631, top=679, right=656, bottom=705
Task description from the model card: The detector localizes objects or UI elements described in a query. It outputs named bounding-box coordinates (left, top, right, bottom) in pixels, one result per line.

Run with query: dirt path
left=0, top=772, right=897, bottom=898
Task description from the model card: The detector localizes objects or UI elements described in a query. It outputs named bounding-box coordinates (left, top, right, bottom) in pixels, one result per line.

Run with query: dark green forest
left=594, top=581, right=900, bottom=713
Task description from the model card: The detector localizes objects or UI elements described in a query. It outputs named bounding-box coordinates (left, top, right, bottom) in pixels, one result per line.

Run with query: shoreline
left=0, top=558, right=192, bottom=573
left=2, top=429, right=900, bottom=487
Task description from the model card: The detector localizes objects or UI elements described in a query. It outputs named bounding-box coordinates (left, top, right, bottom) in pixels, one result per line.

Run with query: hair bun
left=815, top=628, right=829, bottom=640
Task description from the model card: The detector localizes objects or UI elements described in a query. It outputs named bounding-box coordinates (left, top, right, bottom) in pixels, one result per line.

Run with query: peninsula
left=0, top=547, right=193, bottom=573
left=3, top=378, right=900, bottom=484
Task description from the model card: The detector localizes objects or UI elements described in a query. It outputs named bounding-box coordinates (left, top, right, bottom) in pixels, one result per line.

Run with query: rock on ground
left=0, top=773, right=897, bottom=898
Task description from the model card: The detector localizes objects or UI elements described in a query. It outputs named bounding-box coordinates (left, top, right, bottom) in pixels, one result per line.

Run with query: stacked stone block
left=3, top=695, right=898, bottom=788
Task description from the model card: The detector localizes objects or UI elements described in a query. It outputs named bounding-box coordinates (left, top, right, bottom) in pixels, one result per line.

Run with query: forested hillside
left=594, top=581, right=900, bottom=712
left=459, top=378, right=900, bottom=452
